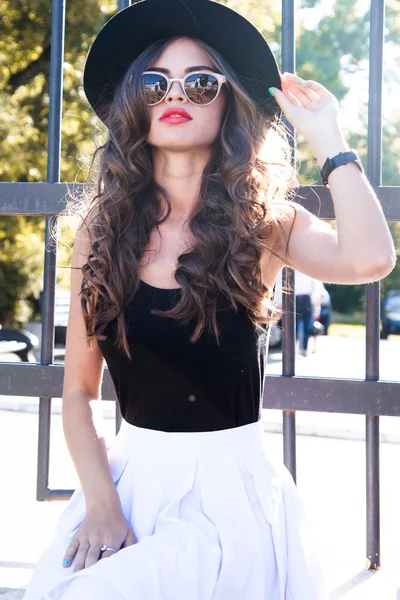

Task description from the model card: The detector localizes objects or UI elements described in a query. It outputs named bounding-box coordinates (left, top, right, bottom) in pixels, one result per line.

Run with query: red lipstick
left=159, top=107, right=192, bottom=124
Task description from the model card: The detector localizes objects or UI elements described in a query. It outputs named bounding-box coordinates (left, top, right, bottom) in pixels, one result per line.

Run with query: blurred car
left=381, top=291, right=400, bottom=339
left=0, top=324, right=39, bottom=362
left=39, top=289, right=70, bottom=345
left=54, top=290, right=70, bottom=345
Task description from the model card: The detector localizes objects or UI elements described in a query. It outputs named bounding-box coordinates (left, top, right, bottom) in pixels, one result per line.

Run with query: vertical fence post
left=118, top=0, right=131, bottom=9
left=37, top=0, right=66, bottom=501
left=281, top=0, right=297, bottom=481
left=114, top=0, right=131, bottom=437
left=365, top=0, right=385, bottom=570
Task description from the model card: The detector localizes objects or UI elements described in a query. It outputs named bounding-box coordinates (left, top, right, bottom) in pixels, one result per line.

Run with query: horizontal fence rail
left=1, top=182, right=400, bottom=220
left=0, top=363, right=399, bottom=417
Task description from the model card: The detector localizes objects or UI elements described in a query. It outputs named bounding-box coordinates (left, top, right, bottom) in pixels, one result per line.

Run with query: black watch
left=320, top=150, right=364, bottom=187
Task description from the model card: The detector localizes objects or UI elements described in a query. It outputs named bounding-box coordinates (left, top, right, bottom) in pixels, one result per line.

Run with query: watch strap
left=320, top=150, right=364, bottom=186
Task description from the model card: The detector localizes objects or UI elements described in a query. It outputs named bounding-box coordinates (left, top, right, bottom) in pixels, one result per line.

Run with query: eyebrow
left=146, top=66, right=220, bottom=74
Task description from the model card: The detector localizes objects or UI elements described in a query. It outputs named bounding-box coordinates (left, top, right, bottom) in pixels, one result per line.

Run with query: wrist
left=306, top=128, right=350, bottom=169
left=85, top=484, right=122, bottom=513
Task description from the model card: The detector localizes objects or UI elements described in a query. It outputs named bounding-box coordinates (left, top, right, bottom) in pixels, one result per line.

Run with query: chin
left=150, top=137, right=217, bottom=152
left=151, top=128, right=220, bottom=145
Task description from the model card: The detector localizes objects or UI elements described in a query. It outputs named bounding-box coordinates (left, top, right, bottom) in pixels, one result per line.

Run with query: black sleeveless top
left=97, top=280, right=270, bottom=432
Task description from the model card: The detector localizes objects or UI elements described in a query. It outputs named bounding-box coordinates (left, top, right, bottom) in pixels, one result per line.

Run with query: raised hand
left=269, top=72, right=342, bottom=143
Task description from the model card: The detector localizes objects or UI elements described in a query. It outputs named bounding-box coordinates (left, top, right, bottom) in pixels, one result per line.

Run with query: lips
left=160, top=108, right=192, bottom=121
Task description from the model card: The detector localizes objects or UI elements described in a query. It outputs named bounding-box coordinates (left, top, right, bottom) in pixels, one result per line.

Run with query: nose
left=165, top=79, right=187, bottom=104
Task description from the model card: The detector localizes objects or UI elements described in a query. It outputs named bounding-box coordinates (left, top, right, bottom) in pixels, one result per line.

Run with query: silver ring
left=100, top=544, right=117, bottom=554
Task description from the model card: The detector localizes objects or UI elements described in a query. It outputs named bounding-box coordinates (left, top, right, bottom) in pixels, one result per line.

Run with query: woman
left=24, top=1, right=395, bottom=599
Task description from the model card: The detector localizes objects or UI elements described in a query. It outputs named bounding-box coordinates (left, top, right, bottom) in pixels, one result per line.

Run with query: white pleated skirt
left=24, top=419, right=327, bottom=600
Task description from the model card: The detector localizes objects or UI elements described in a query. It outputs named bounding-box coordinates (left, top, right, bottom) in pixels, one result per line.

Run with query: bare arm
left=265, top=73, right=396, bottom=286
left=62, top=224, right=120, bottom=512
left=284, top=127, right=396, bottom=284
left=62, top=224, right=136, bottom=571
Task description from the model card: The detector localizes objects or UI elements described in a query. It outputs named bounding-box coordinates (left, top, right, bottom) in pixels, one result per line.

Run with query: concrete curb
left=262, top=419, right=400, bottom=445
left=1, top=397, right=399, bottom=444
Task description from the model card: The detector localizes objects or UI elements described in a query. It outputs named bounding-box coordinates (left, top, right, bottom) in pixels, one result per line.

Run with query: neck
left=152, top=147, right=212, bottom=224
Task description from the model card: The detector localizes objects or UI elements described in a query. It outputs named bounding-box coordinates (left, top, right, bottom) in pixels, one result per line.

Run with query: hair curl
left=67, top=36, right=299, bottom=360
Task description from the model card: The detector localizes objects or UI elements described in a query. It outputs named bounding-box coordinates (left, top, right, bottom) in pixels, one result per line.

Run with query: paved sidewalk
left=1, top=409, right=400, bottom=599
left=1, top=333, right=400, bottom=598
left=1, top=394, right=399, bottom=445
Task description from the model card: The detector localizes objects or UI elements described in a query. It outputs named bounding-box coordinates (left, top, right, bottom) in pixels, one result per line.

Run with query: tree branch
left=6, top=44, right=51, bottom=94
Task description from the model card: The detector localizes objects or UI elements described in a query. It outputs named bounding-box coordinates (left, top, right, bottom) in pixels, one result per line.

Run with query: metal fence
left=0, top=0, right=398, bottom=572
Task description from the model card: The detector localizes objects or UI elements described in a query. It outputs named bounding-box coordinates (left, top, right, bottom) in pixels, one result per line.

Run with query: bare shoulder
left=71, top=219, right=94, bottom=269
left=259, top=201, right=297, bottom=289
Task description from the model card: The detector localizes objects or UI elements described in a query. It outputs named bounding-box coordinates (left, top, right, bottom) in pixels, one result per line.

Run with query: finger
left=121, top=528, right=137, bottom=548
left=74, top=541, right=90, bottom=573
left=281, top=71, right=303, bottom=81
left=99, top=549, right=117, bottom=559
left=296, top=79, right=332, bottom=97
left=282, top=81, right=313, bottom=107
left=282, top=73, right=332, bottom=97
left=281, top=72, right=310, bottom=91
left=98, top=539, right=122, bottom=560
left=85, top=544, right=103, bottom=569
left=284, top=80, right=320, bottom=103
left=63, top=538, right=79, bottom=568
left=273, top=85, right=302, bottom=109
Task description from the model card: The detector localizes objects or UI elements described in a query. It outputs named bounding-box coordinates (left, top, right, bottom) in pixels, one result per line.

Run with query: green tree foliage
left=0, top=0, right=117, bottom=325
left=0, top=216, right=45, bottom=326
left=0, top=0, right=399, bottom=325
left=0, top=0, right=117, bottom=183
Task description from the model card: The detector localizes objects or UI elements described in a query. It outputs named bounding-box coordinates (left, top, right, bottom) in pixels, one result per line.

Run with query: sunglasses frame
left=141, top=70, right=227, bottom=106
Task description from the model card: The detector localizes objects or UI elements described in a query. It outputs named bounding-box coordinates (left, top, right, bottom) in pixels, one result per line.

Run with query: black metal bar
left=364, top=0, right=385, bottom=570
left=295, top=185, right=400, bottom=221
left=281, top=266, right=297, bottom=480
left=0, top=182, right=81, bottom=215
left=2, top=362, right=400, bottom=415
left=262, top=375, right=400, bottom=416
left=37, top=0, right=66, bottom=502
left=116, top=403, right=122, bottom=434
left=0, top=363, right=116, bottom=398
left=43, top=489, right=75, bottom=502
left=282, top=411, right=297, bottom=479
left=281, top=266, right=296, bottom=379
left=281, top=0, right=297, bottom=481
left=1, top=182, right=399, bottom=219
left=36, top=398, right=52, bottom=501
left=366, top=415, right=380, bottom=569
left=40, top=216, right=57, bottom=366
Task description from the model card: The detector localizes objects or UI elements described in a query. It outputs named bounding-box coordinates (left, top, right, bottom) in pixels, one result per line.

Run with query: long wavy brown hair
left=68, top=36, right=299, bottom=360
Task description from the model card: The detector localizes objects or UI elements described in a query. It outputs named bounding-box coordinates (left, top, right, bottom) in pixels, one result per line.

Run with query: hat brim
left=83, top=0, right=282, bottom=123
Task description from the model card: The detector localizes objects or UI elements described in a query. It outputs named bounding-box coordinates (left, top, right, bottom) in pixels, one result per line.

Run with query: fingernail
left=268, top=87, right=275, bottom=96
left=63, top=559, right=69, bottom=567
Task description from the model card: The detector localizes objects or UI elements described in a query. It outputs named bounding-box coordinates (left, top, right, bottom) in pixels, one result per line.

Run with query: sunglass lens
left=184, top=74, right=219, bottom=105
left=142, top=73, right=168, bottom=104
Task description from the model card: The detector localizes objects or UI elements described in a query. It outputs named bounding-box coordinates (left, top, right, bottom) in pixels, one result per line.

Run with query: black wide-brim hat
left=83, top=0, right=282, bottom=123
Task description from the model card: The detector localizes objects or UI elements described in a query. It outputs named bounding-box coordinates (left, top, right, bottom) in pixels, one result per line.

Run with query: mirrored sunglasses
left=141, top=71, right=227, bottom=106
